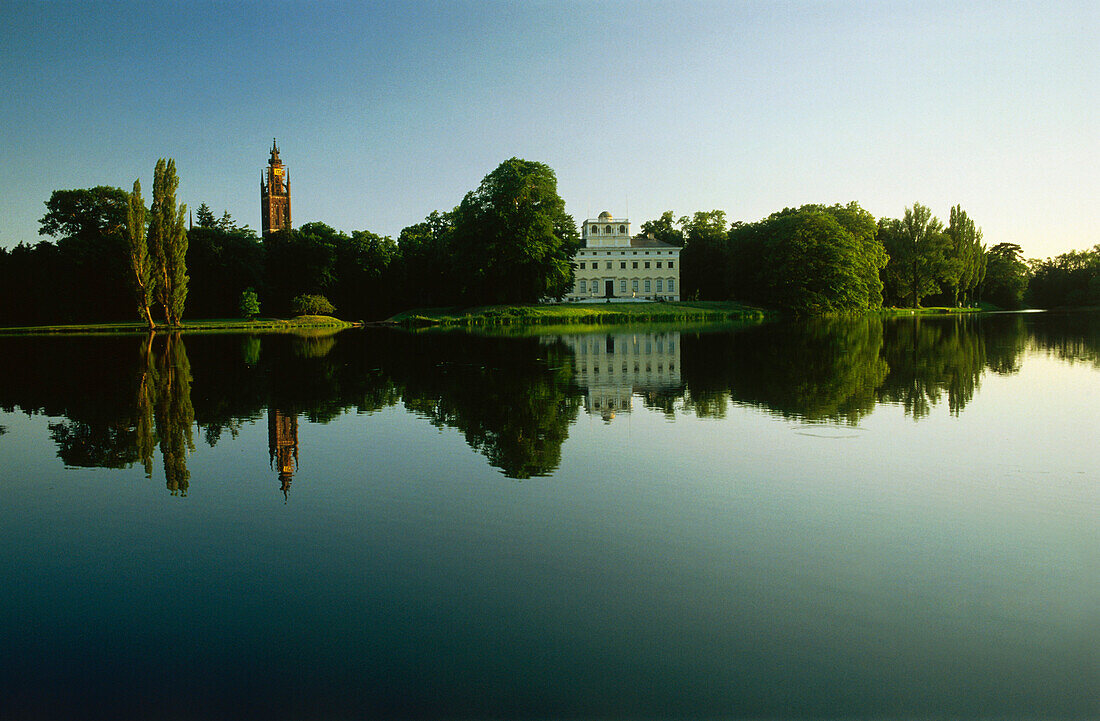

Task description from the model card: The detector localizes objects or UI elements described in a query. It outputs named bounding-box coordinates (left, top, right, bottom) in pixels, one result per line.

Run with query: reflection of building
left=566, top=211, right=681, bottom=301
left=260, top=139, right=291, bottom=235
left=555, top=332, right=682, bottom=420
left=268, top=409, right=299, bottom=498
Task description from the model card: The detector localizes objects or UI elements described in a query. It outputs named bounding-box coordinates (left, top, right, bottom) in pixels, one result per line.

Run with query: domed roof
left=598, top=211, right=613, bottom=220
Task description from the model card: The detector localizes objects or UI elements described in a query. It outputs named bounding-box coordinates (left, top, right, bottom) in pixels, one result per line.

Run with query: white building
left=566, top=211, right=681, bottom=301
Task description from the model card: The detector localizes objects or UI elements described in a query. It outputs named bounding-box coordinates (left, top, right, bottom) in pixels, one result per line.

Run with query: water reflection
left=0, top=312, right=1096, bottom=482
left=554, top=332, right=682, bottom=421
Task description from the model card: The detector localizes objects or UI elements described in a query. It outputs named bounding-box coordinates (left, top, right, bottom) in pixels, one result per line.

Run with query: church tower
left=260, top=139, right=291, bottom=235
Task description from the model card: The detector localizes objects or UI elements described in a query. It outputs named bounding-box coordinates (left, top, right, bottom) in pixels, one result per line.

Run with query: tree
left=678, top=210, right=730, bottom=299
left=727, top=203, right=886, bottom=312
left=38, top=186, right=133, bottom=321
left=639, top=211, right=684, bottom=246
left=238, top=287, right=260, bottom=318
left=451, top=158, right=579, bottom=304
left=981, top=242, right=1028, bottom=309
left=291, top=294, right=335, bottom=316
left=186, top=209, right=264, bottom=318
left=943, top=205, right=986, bottom=307
left=397, top=210, right=458, bottom=308
left=880, top=203, right=951, bottom=307
left=194, top=202, right=217, bottom=229
left=125, top=179, right=156, bottom=329
left=1026, top=245, right=1100, bottom=308
left=149, top=159, right=188, bottom=325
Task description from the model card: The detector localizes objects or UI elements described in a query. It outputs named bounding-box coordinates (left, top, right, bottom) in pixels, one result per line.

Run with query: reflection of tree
left=398, top=335, right=581, bottom=478
left=1027, top=311, right=1100, bottom=368
left=878, top=317, right=986, bottom=419
left=681, top=316, right=887, bottom=423
left=151, top=333, right=195, bottom=495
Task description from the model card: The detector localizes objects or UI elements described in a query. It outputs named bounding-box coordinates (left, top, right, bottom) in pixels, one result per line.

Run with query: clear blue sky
left=1, top=0, right=1095, bottom=258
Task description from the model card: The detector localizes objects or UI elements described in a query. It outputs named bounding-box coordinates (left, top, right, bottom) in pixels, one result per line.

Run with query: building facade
left=565, top=211, right=680, bottom=301
left=260, top=139, right=291, bottom=235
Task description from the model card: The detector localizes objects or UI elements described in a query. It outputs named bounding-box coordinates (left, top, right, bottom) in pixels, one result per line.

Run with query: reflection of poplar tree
left=153, top=333, right=195, bottom=495
left=135, top=333, right=157, bottom=477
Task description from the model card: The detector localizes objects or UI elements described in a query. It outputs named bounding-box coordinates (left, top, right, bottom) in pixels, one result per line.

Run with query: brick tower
left=260, top=139, right=291, bottom=235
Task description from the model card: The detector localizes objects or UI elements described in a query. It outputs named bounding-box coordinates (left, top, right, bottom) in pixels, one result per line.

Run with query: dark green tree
left=186, top=210, right=264, bottom=318
left=397, top=210, right=458, bottom=308
left=980, top=242, right=1028, bottom=309
left=451, top=158, right=579, bottom=304
left=678, top=210, right=730, bottom=299
left=37, top=186, right=132, bottom=321
left=639, top=211, right=684, bottom=246
left=1026, top=245, right=1100, bottom=308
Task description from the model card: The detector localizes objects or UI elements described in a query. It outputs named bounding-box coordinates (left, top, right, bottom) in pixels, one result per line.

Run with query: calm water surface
left=1, top=312, right=1097, bottom=720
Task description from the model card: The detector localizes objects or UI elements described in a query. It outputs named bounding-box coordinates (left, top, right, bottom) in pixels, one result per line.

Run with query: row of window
left=578, top=278, right=675, bottom=293
left=579, top=260, right=674, bottom=270
left=589, top=224, right=626, bottom=234
left=578, top=250, right=669, bottom=256
left=581, top=364, right=675, bottom=374
left=576, top=339, right=676, bottom=354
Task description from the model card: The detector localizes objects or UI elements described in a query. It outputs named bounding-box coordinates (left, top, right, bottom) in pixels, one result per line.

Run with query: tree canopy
left=451, top=158, right=579, bottom=304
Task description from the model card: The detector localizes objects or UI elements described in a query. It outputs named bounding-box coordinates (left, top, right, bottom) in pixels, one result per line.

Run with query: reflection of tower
left=260, top=139, right=291, bottom=236
left=553, top=332, right=683, bottom=421
left=268, top=409, right=299, bottom=498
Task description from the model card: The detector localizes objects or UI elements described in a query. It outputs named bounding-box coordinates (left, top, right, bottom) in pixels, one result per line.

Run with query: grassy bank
left=387, top=301, right=771, bottom=328
left=876, top=306, right=985, bottom=316
left=0, top=315, right=352, bottom=335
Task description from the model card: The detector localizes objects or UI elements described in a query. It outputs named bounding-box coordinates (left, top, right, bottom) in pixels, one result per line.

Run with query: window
left=579, top=262, right=585, bottom=269
left=620, top=279, right=626, bottom=292
left=591, top=225, right=599, bottom=234
left=656, top=261, right=662, bottom=268
left=605, top=225, right=612, bottom=233
left=632, top=261, right=638, bottom=269
left=580, top=280, right=587, bottom=293
left=668, top=278, right=675, bottom=292
left=644, top=261, right=650, bottom=269
left=632, top=279, right=639, bottom=291
left=605, top=261, right=612, bottom=269
left=644, top=279, right=651, bottom=292
left=668, top=261, right=674, bottom=269
left=656, top=279, right=663, bottom=291
left=619, top=225, right=625, bottom=233
left=620, top=261, right=626, bottom=269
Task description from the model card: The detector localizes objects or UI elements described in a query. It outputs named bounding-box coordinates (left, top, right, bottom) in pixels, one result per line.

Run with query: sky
left=0, top=0, right=1096, bottom=259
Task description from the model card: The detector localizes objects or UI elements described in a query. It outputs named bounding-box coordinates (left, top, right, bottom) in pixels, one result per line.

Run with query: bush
left=291, top=294, right=335, bottom=316
left=238, top=287, right=260, bottom=318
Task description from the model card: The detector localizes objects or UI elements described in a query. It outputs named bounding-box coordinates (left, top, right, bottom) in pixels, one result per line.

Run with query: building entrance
left=605, top=280, right=615, bottom=298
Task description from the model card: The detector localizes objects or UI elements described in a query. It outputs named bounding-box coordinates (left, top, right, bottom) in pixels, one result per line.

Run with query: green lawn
left=0, top=315, right=352, bottom=335
left=387, top=301, right=771, bottom=328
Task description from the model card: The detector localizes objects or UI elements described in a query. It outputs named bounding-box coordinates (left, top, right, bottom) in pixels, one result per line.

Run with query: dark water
left=1, top=313, right=1096, bottom=720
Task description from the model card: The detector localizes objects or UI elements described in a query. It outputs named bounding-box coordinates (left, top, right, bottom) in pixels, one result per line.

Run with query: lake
left=1, top=312, right=1096, bottom=720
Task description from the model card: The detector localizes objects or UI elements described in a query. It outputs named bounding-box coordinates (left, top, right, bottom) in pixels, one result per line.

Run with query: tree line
left=1, top=156, right=1096, bottom=326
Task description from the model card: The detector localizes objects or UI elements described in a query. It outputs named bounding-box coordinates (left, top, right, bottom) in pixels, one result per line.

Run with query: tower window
left=619, top=225, right=625, bottom=233
left=605, top=225, right=612, bottom=233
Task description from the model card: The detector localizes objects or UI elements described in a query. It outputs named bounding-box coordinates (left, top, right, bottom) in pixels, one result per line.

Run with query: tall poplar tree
left=944, top=205, right=986, bottom=307
left=149, top=159, right=189, bottom=325
left=126, top=179, right=156, bottom=329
